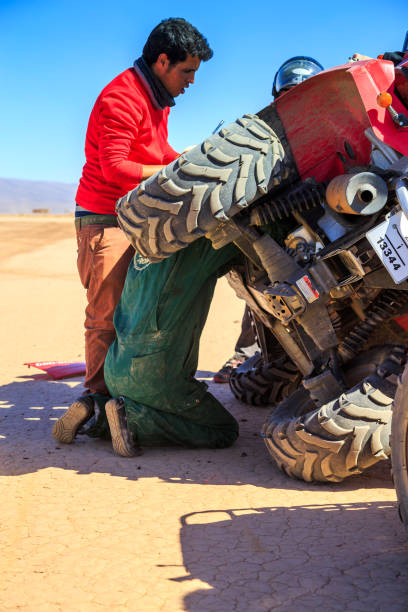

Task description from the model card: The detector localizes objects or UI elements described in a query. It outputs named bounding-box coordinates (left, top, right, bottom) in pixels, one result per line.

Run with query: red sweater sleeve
left=162, top=141, right=180, bottom=164
left=98, top=90, right=144, bottom=187
left=159, top=106, right=179, bottom=164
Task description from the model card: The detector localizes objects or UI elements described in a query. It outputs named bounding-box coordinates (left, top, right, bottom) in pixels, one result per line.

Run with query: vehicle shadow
left=176, top=502, right=408, bottom=612
left=0, top=377, right=396, bottom=491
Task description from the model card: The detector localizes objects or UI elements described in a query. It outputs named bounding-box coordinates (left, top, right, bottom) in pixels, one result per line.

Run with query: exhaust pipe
left=326, top=172, right=388, bottom=215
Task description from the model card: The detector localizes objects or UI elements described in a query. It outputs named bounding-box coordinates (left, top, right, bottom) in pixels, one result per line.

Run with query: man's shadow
left=176, top=502, right=408, bottom=612
left=0, top=376, right=397, bottom=491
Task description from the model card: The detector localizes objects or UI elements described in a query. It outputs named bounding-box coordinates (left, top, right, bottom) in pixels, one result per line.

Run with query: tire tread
left=263, top=346, right=406, bottom=483
left=116, top=115, right=289, bottom=261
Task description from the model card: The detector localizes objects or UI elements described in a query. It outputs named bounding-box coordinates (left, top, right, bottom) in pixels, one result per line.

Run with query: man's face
left=153, top=53, right=201, bottom=97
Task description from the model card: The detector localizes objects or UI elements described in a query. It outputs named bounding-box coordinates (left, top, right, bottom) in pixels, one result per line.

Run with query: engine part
left=326, top=172, right=388, bottom=215
left=284, top=225, right=323, bottom=265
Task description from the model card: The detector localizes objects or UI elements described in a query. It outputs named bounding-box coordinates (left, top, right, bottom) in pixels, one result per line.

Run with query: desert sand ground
left=1, top=215, right=408, bottom=612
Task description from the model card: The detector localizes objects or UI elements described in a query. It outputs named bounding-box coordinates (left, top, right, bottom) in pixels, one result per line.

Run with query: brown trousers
left=76, top=223, right=134, bottom=395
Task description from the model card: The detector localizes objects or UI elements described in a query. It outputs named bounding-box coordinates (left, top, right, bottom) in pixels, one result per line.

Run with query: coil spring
left=338, top=290, right=408, bottom=362
left=249, top=182, right=326, bottom=226
left=328, top=308, right=342, bottom=332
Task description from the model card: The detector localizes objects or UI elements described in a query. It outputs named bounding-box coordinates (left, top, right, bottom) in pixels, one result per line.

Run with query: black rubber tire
left=262, top=345, right=406, bottom=483
left=116, top=114, right=289, bottom=262
left=391, top=363, right=408, bottom=536
left=229, top=352, right=302, bottom=407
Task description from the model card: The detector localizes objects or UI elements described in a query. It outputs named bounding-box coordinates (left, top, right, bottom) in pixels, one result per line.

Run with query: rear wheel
left=229, top=352, right=302, bottom=406
left=391, top=363, right=408, bottom=536
left=116, top=115, right=291, bottom=261
left=262, top=345, right=406, bottom=483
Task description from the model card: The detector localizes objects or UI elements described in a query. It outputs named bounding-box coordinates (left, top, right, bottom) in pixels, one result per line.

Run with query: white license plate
left=366, top=210, right=408, bottom=283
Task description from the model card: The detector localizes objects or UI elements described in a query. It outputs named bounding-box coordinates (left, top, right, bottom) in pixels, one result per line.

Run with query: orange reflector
left=377, top=91, right=392, bottom=108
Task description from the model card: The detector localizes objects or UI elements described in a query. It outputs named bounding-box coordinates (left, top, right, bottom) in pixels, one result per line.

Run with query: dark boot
left=52, top=395, right=95, bottom=444
left=105, top=397, right=142, bottom=457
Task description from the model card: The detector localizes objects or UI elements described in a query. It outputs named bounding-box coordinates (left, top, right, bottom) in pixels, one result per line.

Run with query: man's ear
left=154, top=53, right=170, bottom=75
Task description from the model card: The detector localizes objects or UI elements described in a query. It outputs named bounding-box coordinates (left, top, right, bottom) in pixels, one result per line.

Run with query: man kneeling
left=53, top=238, right=240, bottom=455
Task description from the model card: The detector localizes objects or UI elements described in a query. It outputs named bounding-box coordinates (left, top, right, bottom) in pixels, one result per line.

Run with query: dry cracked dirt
left=1, top=215, right=408, bottom=611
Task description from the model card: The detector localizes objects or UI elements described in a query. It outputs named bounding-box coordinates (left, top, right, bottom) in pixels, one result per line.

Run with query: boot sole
left=105, top=399, right=141, bottom=458
left=52, top=400, right=92, bottom=444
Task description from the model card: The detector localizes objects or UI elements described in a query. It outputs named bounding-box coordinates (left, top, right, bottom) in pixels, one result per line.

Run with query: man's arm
left=351, top=52, right=405, bottom=65
left=97, top=92, right=176, bottom=188
left=141, top=164, right=167, bottom=179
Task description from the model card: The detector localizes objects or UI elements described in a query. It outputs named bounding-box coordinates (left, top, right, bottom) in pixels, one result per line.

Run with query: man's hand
left=141, top=147, right=196, bottom=179
left=350, top=53, right=372, bottom=62
left=181, top=145, right=196, bottom=154
left=141, top=164, right=166, bottom=179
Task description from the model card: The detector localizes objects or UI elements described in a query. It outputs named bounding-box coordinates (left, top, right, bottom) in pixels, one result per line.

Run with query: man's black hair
left=143, top=18, right=213, bottom=66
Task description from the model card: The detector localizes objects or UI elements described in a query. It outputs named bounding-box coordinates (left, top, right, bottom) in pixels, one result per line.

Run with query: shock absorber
left=328, top=307, right=342, bottom=332
left=249, top=181, right=326, bottom=225
left=338, top=290, right=408, bottom=362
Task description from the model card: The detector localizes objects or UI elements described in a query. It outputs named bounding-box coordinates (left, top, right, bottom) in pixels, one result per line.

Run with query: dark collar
left=133, top=56, right=175, bottom=110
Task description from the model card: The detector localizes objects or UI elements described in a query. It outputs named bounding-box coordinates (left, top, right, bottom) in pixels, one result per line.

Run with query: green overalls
left=86, top=237, right=240, bottom=448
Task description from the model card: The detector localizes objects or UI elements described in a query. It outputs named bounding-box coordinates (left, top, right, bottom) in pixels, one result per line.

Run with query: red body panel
left=275, top=59, right=408, bottom=183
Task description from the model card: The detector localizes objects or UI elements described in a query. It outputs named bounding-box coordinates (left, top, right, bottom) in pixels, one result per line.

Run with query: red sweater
left=76, top=68, right=179, bottom=214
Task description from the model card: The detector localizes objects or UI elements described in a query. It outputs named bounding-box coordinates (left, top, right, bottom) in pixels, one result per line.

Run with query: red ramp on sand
left=24, top=361, right=86, bottom=380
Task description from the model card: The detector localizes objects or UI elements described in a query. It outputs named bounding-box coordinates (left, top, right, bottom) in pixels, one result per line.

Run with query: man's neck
left=133, top=57, right=175, bottom=110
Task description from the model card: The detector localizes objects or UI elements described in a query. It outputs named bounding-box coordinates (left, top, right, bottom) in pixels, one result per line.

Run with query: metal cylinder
left=326, top=172, right=388, bottom=215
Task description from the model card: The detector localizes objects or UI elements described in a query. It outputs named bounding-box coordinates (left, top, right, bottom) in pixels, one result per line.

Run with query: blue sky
left=0, top=0, right=406, bottom=184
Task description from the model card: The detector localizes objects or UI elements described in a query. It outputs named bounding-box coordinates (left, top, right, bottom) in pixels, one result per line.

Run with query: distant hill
left=0, top=177, right=77, bottom=214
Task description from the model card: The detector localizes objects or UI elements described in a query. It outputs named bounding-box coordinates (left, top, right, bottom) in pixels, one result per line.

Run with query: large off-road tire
left=391, top=363, right=408, bottom=536
left=262, top=346, right=406, bottom=483
left=116, top=115, right=291, bottom=262
left=229, top=352, right=302, bottom=406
